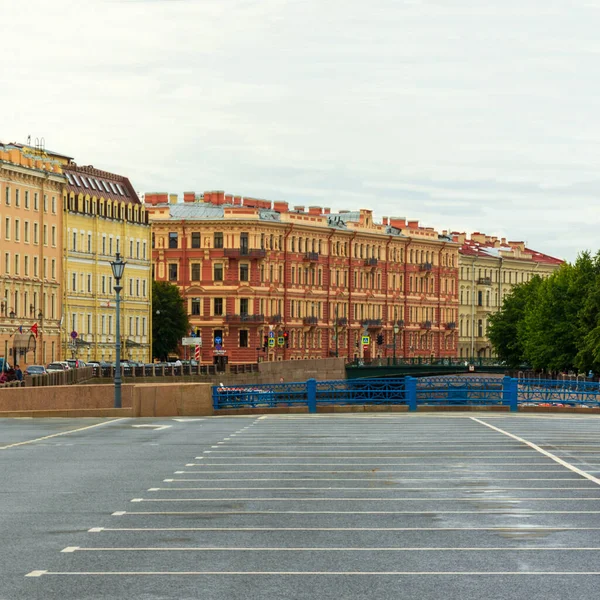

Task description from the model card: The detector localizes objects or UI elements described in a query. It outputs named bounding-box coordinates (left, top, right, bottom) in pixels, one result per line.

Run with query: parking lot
left=3, top=413, right=600, bottom=599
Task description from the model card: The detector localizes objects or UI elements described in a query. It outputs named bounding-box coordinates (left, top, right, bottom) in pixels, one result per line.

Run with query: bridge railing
left=212, top=376, right=600, bottom=412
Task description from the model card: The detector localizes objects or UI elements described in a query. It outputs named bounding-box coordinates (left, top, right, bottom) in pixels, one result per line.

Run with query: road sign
left=361, top=335, right=370, bottom=345
left=268, top=338, right=275, bottom=348
left=70, top=331, right=78, bottom=339
left=182, top=337, right=202, bottom=346
left=214, top=336, right=222, bottom=345
left=277, top=336, right=285, bottom=346
left=268, top=331, right=275, bottom=338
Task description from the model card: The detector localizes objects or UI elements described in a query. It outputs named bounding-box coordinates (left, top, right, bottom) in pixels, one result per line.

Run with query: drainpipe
left=471, top=258, right=475, bottom=360
left=282, top=224, right=293, bottom=360
left=347, top=232, right=357, bottom=359
left=403, top=238, right=412, bottom=357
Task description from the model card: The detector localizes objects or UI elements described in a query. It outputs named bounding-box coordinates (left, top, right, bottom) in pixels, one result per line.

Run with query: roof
left=63, top=164, right=140, bottom=205
left=459, top=239, right=563, bottom=265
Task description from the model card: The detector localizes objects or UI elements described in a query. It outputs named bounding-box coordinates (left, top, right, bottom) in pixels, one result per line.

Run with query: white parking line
left=61, top=546, right=600, bottom=552
left=118, top=510, right=600, bottom=515
left=129, top=497, right=600, bottom=502
left=167, top=477, right=583, bottom=481
left=150, top=486, right=598, bottom=491
left=89, top=526, right=600, bottom=532
left=471, top=418, right=600, bottom=486
left=0, top=418, right=128, bottom=450
left=25, top=570, right=600, bottom=576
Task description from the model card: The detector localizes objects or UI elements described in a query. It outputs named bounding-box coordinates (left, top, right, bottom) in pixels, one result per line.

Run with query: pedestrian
left=279, top=377, right=284, bottom=383
left=0, top=371, right=7, bottom=384
left=14, top=364, right=23, bottom=382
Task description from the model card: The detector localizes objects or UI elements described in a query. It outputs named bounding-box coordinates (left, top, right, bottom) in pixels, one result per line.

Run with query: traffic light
left=283, top=330, right=289, bottom=348
left=376, top=334, right=384, bottom=346
left=263, top=335, right=268, bottom=350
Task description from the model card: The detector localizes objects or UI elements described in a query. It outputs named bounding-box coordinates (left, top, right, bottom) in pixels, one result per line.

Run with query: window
left=51, top=226, right=56, bottom=246
left=34, top=192, right=39, bottom=211
left=214, top=263, right=223, bottom=281
left=191, top=297, right=201, bottom=315
left=214, top=298, right=223, bottom=316
left=136, top=279, right=140, bottom=296
left=33, top=257, right=38, bottom=277
left=43, top=225, right=47, bottom=245
left=213, top=329, right=223, bottom=346
left=191, top=263, right=201, bottom=281
left=51, top=259, right=56, bottom=279
left=102, top=275, right=106, bottom=294
left=102, top=236, right=106, bottom=255
left=240, top=298, right=249, bottom=315
left=24, top=256, right=29, bottom=276
left=52, top=196, right=56, bottom=214
left=5, top=217, right=10, bottom=239
left=108, top=237, right=113, bottom=255
left=169, top=263, right=178, bottom=281
left=129, top=278, right=133, bottom=296
left=15, top=189, right=20, bottom=207
left=4, top=252, right=8, bottom=274
left=15, top=219, right=20, bottom=241
left=143, top=242, right=147, bottom=259
left=214, top=232, right=223, bottom=249
left=43, top=194, right=48, bottom=213
left=14, top=254, right=19, bottom=275
left=129, top=240, right=133, bottom=257
left=33, top=223, right=38, bottom=244
left=239, top=330, right=249, bottom=348
left=87, top=233, right=92, bottom=253
left=142, top=280, right=146, bottom=297
left=24, top=221, right=29, bottom=243
left=191, top=232, right=201, bottom=248
left=72, top=272, right=76, bottom=291
left=240, top=263, right=249, bottom=282
left=168, top=232, right=178, bottom=249
left=5, top=186, right=10, bottom=205
left=136, top=241, right=140, bottom=258
left=24, top=191, right=29, bottom=209
left=87, top=274, right=92, bottom=292
left=240, top=232, right=249, bottom=254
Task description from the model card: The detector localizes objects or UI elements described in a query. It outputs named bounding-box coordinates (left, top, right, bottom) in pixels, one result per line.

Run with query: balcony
left=360, top=319, right=383, bottom=328
left=445, top=321, right=456, bottom=330
left=478, top=277, right=492, bottom=285
left=364, top=258, right=378, bottom=267
left=303, top=316, right=319, bottom=326
left=223, top=248, right=266, bottom=259
left=419, top=262, right=433, bottom=272
left=303, top=252, right=319, bottom=262
left=422, top=320, right=432, bottom=329
left=335, top=317, right=348, bottom=326
left=269, top=314, right=282, bottom=324
left=224, top=314, right=265, bottom=324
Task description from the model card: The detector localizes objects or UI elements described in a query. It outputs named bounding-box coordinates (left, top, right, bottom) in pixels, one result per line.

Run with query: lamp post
left=110, top=252, right=126, bottom=408
left=393, top=323, right=400, bottom=365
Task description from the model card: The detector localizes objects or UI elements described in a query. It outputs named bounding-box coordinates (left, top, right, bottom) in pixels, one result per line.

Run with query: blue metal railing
left=212, top=376, right=600, bottom=412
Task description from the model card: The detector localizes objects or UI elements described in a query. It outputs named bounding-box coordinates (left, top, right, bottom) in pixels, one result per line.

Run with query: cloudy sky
left=2, top=0, right=599, bottom=261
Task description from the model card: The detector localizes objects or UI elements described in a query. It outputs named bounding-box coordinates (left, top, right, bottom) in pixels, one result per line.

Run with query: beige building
left=0, top=142, right=65, bottom=367
left=455, top=232, right=563, bottom=359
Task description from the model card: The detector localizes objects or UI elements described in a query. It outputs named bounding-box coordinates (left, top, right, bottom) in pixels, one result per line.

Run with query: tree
left=152, top=281, right=189, bottom=360
left=488, top=276, right=542, bottom=368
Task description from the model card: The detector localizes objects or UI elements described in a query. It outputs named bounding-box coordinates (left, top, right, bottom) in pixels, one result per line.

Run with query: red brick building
left=146, top=191, right=459, bottom=365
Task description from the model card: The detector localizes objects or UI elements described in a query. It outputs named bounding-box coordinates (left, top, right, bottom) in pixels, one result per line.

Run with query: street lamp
left=110, top=252, right=126, bottom=408
left=393, top=323, right=400, bottom=365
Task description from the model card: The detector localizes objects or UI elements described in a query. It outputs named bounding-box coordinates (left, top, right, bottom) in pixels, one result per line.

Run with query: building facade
left=147, top=190, right=460, bottom=365
left=62, top=164, right=152, bottom=363
left=0, top=143, right=64, bottom=367
left=456, top=232, right=563, bottom=359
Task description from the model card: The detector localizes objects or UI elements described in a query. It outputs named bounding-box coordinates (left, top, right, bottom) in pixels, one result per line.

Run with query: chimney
left=323, top=207, right=330, bottom=214
left=408, top=220, right=419, bottom=228
left=215, top=191, right=225, bottom=205
left=389, top=217, right=406, bottom=229
left=273, top=201, right=289, bottom=213
left=169, top=193, right=178, bottom=204
left=204, top=191, right=212, bottom=204
left=233, top=195, right=242, bottom=206
left=308, top=206, right=321, bottom=215
left=225, top=194, right=233, bottom=205
left=293, top=206, right=305, bottom=212
left=183, top=192, right=195, bottom=203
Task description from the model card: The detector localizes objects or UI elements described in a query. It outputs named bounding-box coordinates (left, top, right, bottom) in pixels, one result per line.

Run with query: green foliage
left=152, top=281, right=189, bottom=360
left=488, top=277, right=541, bottom=368
left=489, top=250, right=600, bottom=374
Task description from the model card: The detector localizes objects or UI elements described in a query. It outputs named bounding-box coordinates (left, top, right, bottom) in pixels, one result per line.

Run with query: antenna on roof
left=26, top=135, right=31, bottom=145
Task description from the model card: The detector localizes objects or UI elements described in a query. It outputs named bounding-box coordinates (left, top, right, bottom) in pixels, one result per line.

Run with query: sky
left=2, top=0, right=599, bottom=262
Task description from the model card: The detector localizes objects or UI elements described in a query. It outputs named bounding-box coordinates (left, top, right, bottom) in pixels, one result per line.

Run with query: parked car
left=66, top=359, right=85, bottom=369
left=46, top=362, right=69, bottom=373
left=25, top=365, right=47, bottom=376
left=0, top=358, right=12, bottom=372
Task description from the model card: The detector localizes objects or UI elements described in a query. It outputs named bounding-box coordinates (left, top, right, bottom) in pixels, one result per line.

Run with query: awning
left=12, top=333, right=36, bottom=351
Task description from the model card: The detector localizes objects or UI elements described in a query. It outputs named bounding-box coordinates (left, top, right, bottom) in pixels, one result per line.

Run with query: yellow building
left=62, top=164, right=152, bottom=363
left=456, top=232, right=563, bottom=359
left=0, top=142, right=64, bottom=367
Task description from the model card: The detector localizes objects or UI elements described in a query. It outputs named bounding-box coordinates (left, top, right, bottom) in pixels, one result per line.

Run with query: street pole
left=114, top=283, right=122, bottom=408
left=110, top=253, right=126, bottom=409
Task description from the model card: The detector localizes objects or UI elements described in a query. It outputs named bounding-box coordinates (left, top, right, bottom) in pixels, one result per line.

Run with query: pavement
left=2, top=413, right=600, bottom=599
